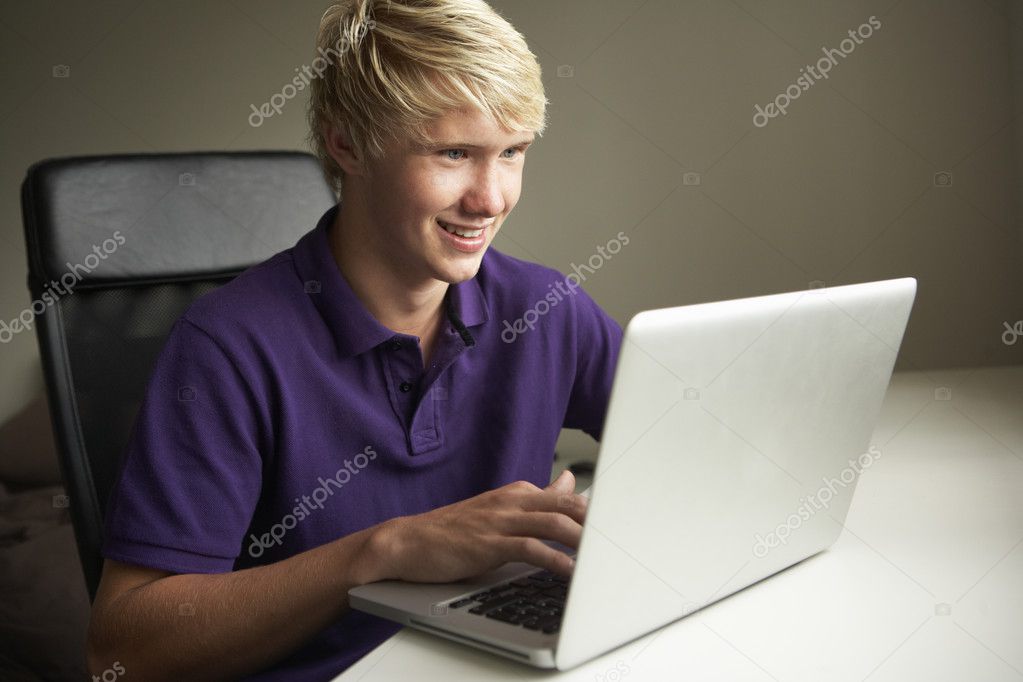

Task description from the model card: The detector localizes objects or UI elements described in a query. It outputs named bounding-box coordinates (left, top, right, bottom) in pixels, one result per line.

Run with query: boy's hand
left=370, top=470, right=587, bottom=583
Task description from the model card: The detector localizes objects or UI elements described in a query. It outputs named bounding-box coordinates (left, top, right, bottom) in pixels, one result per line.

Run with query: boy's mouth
left=437, top=219, right=486, bottom=239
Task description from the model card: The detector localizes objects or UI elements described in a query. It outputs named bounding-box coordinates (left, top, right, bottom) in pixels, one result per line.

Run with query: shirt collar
left=293, top=204, right=490, bottom=358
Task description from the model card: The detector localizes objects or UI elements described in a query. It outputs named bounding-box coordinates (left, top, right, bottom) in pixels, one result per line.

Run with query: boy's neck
left=328, top=201, right=449, bottom=347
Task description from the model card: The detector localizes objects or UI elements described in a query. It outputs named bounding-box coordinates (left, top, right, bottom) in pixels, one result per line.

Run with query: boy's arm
left=88, top=524, right=380, bottom=681
left=87, top=471, right=585, bottom=681
left=562, top=284, right=624, bottom=440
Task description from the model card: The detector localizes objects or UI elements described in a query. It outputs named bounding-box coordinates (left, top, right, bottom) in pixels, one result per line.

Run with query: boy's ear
left=324, top=124, right=367, bottom=177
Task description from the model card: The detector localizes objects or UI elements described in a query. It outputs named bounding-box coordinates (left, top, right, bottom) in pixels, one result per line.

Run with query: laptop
left=349, top=277, right=917, bottom=670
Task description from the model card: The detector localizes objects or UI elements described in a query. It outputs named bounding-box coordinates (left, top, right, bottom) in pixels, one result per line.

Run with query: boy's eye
left=441, top=148, right=524, bottom=161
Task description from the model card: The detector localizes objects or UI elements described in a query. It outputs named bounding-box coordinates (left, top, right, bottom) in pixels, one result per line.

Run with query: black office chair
left=20, top=151, right=336, bottom=600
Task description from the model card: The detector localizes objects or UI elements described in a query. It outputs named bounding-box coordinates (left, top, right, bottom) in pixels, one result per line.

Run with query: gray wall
left=1, top=1, right=1020, bottom=480
left=494, top=0, right=1021, bottom=372
left=1013, top=1, right=1023, bottom=270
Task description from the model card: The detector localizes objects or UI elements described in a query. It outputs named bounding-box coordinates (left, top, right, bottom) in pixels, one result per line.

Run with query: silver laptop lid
left=556, top=277, right=917, bottom=669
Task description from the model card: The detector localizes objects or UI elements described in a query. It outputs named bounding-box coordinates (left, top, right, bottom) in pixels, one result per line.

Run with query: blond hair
left=306, top=0, right=548, bottom=197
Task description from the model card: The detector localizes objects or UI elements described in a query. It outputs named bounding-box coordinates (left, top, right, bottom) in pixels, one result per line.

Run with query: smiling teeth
left=439, top=220, right=483, bottom=238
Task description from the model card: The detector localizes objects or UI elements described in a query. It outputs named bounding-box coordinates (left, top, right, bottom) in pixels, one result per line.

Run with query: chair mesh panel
left=59, top=279, right=231, bottom=517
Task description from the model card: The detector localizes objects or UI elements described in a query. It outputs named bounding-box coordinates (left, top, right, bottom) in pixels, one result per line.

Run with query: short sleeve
left=101, top=317, right=268, bottom=574
left=561, top=286, right=624, bottom=441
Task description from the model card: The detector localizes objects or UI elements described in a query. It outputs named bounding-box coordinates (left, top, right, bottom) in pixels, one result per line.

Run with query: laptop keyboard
left=445, top=569, right=569, bottom=634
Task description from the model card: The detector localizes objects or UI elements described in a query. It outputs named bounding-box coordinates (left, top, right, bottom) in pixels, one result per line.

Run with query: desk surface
left=335, top=365, right=1023, bottom=681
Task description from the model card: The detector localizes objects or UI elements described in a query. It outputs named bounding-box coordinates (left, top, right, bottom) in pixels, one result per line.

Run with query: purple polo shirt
left=102, top=204, right=623, bottom=680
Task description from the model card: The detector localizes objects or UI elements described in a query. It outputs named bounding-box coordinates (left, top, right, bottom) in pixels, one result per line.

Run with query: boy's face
left=356, top=106, right=534, bottom=285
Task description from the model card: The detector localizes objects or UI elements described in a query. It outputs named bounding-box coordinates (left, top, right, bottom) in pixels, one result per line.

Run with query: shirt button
left=399, top=381, right=413, bottom=393
left=389, top=339, right=403, bottom=351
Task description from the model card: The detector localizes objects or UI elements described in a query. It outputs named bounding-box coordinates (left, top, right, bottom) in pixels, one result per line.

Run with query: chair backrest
left=20, top=151, right=337, bottom=600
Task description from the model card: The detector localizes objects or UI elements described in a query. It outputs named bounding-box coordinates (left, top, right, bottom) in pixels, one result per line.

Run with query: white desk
left=335, top=365, right=1023, bottom=681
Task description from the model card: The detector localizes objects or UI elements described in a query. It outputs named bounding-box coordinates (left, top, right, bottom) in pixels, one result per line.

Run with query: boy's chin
left=434, top=253, right=487, bottom=284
